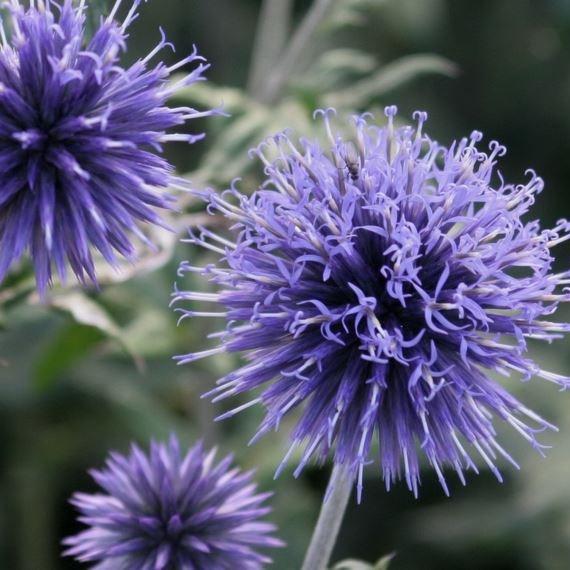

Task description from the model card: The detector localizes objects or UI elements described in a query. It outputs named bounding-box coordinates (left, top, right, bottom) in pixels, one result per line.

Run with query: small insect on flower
left=341, top=141, right=361, bottom=182
left=174, top=107, right=570, bottom=499
left=63, top=435, right=283, bottom=569
left=0, top=0, right=213, bottom=294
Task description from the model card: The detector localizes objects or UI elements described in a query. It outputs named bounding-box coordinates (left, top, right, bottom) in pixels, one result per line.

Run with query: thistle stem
left=261, top=0, right=336, bottom=104
left=247, top=0, right=293, bottom=99
left=301, top=463, right=353, bottom=570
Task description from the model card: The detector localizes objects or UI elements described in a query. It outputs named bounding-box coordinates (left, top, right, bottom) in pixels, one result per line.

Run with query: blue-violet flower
left=175, top=108, right=570, bottom=498
left=0, top=0, right=211, bottom=294
left=64, top=435, right=283, bottom=568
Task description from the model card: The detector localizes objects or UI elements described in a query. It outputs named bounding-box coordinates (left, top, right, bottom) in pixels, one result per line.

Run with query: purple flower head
left=63, top=435, right=283, bottom=569
left=174, top=107, right=570, bottom=499
left=0, top=0, right=212, bottom=294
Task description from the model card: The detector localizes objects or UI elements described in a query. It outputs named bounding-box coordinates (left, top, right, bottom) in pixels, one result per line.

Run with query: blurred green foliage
left=1, top=0, right=570, bottom=569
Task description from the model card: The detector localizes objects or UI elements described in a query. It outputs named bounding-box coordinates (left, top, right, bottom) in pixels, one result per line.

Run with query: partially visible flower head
left=64, top=435, right=283, bottom=568
left=175, top=107, right=570, bottom=499
left=0, top=0, right=212, bottom=294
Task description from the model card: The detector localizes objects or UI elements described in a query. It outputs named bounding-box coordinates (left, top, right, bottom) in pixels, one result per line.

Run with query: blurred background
left=1, top=0, right=570, bottom=568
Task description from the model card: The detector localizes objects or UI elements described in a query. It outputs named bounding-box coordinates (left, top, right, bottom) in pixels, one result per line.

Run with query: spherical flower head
left=0, top=0, right=212, bottom=295
left=175, top=107, right=570, bottom=499
left=63, top=435, right=283, bottom=568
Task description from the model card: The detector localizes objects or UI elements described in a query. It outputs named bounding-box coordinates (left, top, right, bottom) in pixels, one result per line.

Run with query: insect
left=342, top=142, right=361, bottom=181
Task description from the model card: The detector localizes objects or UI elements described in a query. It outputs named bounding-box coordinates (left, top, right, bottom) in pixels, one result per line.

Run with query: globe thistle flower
left=0, top=0, right=212, bottom=294
left=174, top=107, right=570, bottom=499
left=63, top=435, right=283, bottom=568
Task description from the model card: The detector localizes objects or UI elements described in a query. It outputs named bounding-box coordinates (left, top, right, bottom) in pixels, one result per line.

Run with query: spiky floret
left=0, top=0, right=212, bottom=294
left=63, top=435, right=283, bottom=569
left=174, top=107, right=570, bottom=498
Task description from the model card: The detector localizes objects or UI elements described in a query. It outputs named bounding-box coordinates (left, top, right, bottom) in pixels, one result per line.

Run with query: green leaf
left=172, top=81, right=252, bottom=115
left=325, top=53, right=458, bottom=109
left=332, top=560, right=374, bottom=570
left=317, top=49, right=378, bottom=75
left=0, top=271, right=35, bottom=311
left=195, top=108, right=271, bottom=184
left=297, top=49, right=377, bottom=93
left=326, top=0, right=387, bottom=30
left=374, top=554, right=396, bottom=570
left=332, top=554, right=395, bottom=570
left=46, top=291, right=143, bottom=370
left=34, top=323, right=104, bottom=391
left=77, top=222, right=181, bottom=287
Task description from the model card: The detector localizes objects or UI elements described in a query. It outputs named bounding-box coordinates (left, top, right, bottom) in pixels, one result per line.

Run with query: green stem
left=247, top=0, right=294, bottom=100
left=261, top=0, right=336, bottom=105
left=301, top=463, right=354, bottom=570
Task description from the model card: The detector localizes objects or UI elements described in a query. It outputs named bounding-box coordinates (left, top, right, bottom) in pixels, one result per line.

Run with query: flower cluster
left=64, top=435, right=282, bottom=569
left=0, top=0, right=211, bottom=294
left=175, top=107, right=570, bottom=498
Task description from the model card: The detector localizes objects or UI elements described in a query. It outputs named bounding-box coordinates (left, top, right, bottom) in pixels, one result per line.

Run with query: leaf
left=325, top=53, right=459, bottom=109
left=297, top=49, right=377, bottom=93
left=317, top=49, right=378, bottom=75
left=326, top=0, right=387, bottom=30
left=332, top=554, right=395, bottom=570
left=0, top=271, right=35, bottom=310
left=265, top=99, right=315, bottom=137
left=332, top=560, right=374, bottom=570
left=374, top=554, right=396, bottom=570
left=65, top=212, right=198, bottom=288
left=34, top=323, right=104, bottom=391
left=172, top=81, right=252, bottom=116
left=46, top=291, right=143, bottom=371
left=195, top=108, right=271, bottom=184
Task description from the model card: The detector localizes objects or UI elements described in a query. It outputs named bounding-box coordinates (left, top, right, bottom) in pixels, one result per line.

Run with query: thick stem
left=301, top=463, right=354, bottom=570
left=260, top=0, right=336, bottom=105
left=247, top=0, right=294, bottom=100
